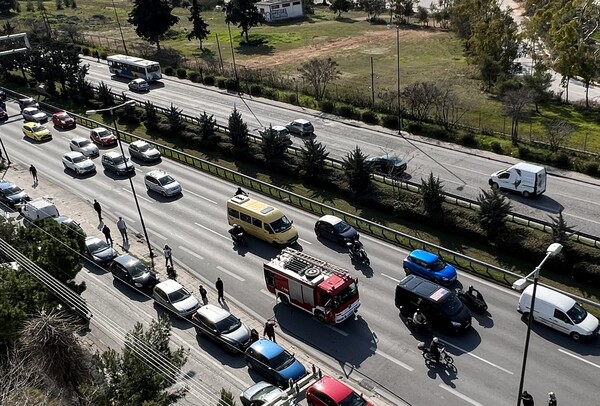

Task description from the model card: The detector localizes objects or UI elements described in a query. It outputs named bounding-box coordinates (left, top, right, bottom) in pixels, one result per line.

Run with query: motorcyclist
left=412, top=308, right=427, bottom=330
left=229, top=223, right=244, bottom=240
left=235, top=187, right=248, bottom=197
left=468, top=285, right=483, bottom=301
left=428, top=337, right=442, bottom=362
left=349, top=239, right=363, bottom=258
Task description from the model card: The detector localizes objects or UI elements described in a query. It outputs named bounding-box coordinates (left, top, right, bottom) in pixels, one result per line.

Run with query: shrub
left=249, top=84, right=263, bottom=96
left=164, top=66, right=174, bottom=76
left=177, top=68, right=187, bottom=79
left=216, top=77, right=227, bottom=88
left=286, top=93, right=298, bottom=104
left=203, top=75, right=215, bottom=86
left=582, top=161, right=599, bottom=177
left=550, top=152, right=570, bottom=169
left=100, top=52, right=108, bottom=60
left=361, top=110, right=378, bottom=125
left=458, top=132, right=477, bottom=147
left=491, top=141, right=503, bottom=153
left=572, top=263, right=600, bottom=284
left=382, top=114, right=399, bottom=130
left=518, top=146, right=532, bottom=159
left=81, top=47, right=90, bottom=56
left=336, top=104, right=357, bottom=119
left=407, top=122, right=422, bottom=133
left=224, top=78, right=238, bottom=91
left=263, top=87, right=277, bottom=99
left=320, top=100, right=335, bottom=113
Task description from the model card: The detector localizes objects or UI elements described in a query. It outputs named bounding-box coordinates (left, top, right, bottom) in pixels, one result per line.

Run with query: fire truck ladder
left=283, top=248, right=349, bottom=278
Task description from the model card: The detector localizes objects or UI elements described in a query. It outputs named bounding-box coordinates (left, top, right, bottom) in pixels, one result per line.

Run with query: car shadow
left=145, top=189, right=184, bottom=202
left=314, top=236, right=348, bottom=253
left=520, top=315, right=600, bottom=356
left=111, top=278, right=154, bottom=303
left=130, top=156, right=162, bottom=166
left=83, top=260, right=111, bottom=275
left=193, top=335, right=248, bottom=368
left=52, top=125, right=77, bottom=132
left=62, top=168, right=97, bottom=179
left=502, top=191, right=564, bottom=214
left=102, top=168, right=136, bottom=181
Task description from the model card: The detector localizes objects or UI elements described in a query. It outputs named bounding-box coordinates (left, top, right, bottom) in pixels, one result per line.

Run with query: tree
left=198, top=111, right=219, bottom=144
left=128, top=0, right=179, bottom=50
left=573, top=42, right=599, bottom=108
left=187, top=0, right=210, bottom=50
left=421, top=172, right=444, bottom=214
left=297, top=58, right=340, bottom=101
left=330, top=0, right=352, bottom=18
left=228, top=107, right=249, bottom=152
left=225, top=0, right=264, bottom=43
left=145, top=101, right=159, bottom=129
left=549, top=211, right=575, bottom=246
left=543, top=119, right=575, bottom=153
left=0, top=0, right=18, bottom=14
left=299, top=138, right=329, bottom=180
left=416, top=6, right=429, bottom=26
left=343, top=146, right=372, bottom=195
left=476, top=188, right=511, bottom=239
left=522, top=60, right=553, bottom=112
left=165, top=103, right=185, bottom=133
left=358, top=0, right=386, bottom=21
left=91, top=316, right=188, bottom=405
left=501, top=87, right=535, bottom=146
left=219, top=388, right=237, bottom=406
left=260, top=125, right=289, bottom=164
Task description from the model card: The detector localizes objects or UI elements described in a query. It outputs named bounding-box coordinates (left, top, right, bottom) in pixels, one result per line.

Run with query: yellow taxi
left=22, top=122, right=52, bottom=142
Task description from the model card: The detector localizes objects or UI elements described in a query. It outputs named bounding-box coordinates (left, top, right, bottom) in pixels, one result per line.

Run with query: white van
left=518, top=284, right=599, bottom=341
left=17, top=197, right=59, bottom=221
left=489, top=162, right=546, bottom=197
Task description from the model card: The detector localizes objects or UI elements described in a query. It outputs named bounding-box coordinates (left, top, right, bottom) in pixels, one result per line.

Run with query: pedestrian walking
left=216, top=277, right=224, bottom=303
left=199, top=285, right=208, bottom=305
left=548, top=392, right=556, bottom=406
left=29, top=164, right=38, bottom=183
left=102, top=224, right=113, bottom=246
left=116, top=217, right=128, bottom=242
left=164, top=244, right=173, bottom=268
left=93, top=199, right=103, bottom=222
left=263, top=319, right=277, bottom=342
left=521, top=391, right=534, bottom=406
left=94, top=50, right=100, bottom=62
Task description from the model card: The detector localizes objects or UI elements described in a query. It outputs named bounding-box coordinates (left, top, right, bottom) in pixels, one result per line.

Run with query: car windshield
left=333, top=220, right=351, bottom=233
left=334, top=282, right=359, bottom=309
left=79, top=139, right=92, bottom=147
left=440, top=295, right=464, bottom=316
left=32, top=125, right=46, bottom=132
left=72, top=155, right=88, bottom=163
left=128, top=261, right=149, bottom=278
left=429, top=258, right=447, bottom=272
left=567, top=303, right=588, bottom=324
left=269, top=216, right=292, bottom=233
left=112, top=155, right=126, bottom=164
left=58, top=113, right=69, bottom=120
left=157, top=175, right=175, bottom=186
left=269, top=349, right=295, bottom=371
left=88, top=240, right=109, bottom=254
left=97, top=129, right=112, bottom=138
left=301, top=123, right=312, bottom=129
left=251, top=386, right=278, bottom=401
left=215, top=314, right=242, bottom=334
left=4, top=185, right=22, bottom=196
left=340, top=392, right=368, bottom=406
left=168, top=287, right=191, bottom=303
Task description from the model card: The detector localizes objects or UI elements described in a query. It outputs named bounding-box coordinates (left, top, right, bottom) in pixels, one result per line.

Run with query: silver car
left=85, top=236, right=117, bottom=264
left=70, top=137, right=99, bottom=157
left=153, top=280, right=200, bottom=318
left=240, top=382, right=284, bottom=406
left=128, top=78, right=150, bottom=92
left=128, top=140, right=161, bottom=162
left=144, top=170, right=182, bottom=197
left=62, top=151, right=96, bottom=175
left=22, top=107, right=48, bottom=123
left=285, top=119, right=314, bottom=137
left=101, top=151, right=135, bottom=176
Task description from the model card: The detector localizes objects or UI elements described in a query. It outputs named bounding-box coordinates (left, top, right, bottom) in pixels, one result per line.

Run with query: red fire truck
left=263, top=248, right=361, bottom=324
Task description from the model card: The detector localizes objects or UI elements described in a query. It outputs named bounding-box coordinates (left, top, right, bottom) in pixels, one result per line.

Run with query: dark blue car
left=314, top=215, right=358, bottom=246
left=403, top=249, right=457, bottom=285
left=245, top=339, right=306, bottom=387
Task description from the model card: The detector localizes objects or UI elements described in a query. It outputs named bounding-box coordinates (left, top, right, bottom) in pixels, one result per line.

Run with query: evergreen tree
left=549, top=211, right=575, bottom=246
left=343, top=146, right=372, bottom=194
left=421, top=172, right=444, bottom=214
left=260, top=125, right=289, bottom=164
left=227, top=107, right=249, bottom=151
left=145, top=101, right=159, bottom=129
left=225, top=0, right=264, bottom=43
left=128, top=0, right=179, bottom=50
left=330, top=0, right=352, bottom=17
left=219, top=388, right=237, bottom=406
left=166, top=103, right=185, bottom=133
left=198, top=111, right=219, bottom=144
left=476, top=188, right=512, bottom=239
left=299, top=138, right=329, bottom=180
left=187, top=0, right=210, bottom=50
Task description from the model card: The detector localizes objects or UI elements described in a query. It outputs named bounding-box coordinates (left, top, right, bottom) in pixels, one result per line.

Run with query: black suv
left=110, top=254, right=158, bottom=293
left=395, top=274, right=471, bottom=334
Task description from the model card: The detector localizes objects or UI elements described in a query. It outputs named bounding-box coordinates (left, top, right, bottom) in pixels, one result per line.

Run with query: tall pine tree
left=225, top=0, right=264, bottom=43
left=128, top=0, right=179, bottom=50
left=187, top=0, right=210, bottom=50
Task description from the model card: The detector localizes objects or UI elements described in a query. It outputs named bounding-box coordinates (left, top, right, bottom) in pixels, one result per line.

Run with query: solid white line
left=458, top=271, right=519, bottom=296
left=216, top=265, right=245, bottom=282
left=558, top=348, right=600, bottom=369
left=442, top=340, right=513, bottom=375
left=194, top=222, right=230, bottom=240
left=121, top=187, right=152, bottom=203
left=298, top=238, right=312, bottom=245
left=178, top=245, right=204, bottom=261
left=147, top=228, right=167, bottom=240
left=324, top=324, right=349, bottom=337
left=381, top=273, right=401, bottom=283
left=369, top=347, right=414, bottom=371
left=185, top=190, right=218, bottom=205
left=114, top=211, right=135, bottom=223
left=438, top=384, right=484, bottom=406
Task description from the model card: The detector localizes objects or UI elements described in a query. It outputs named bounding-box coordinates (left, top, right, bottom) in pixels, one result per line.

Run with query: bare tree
left=543, top=119, right=575, bottom=152
left=433, top=82, right=469, bottom=130
left=402, top=82, right=441, bottom=124
left=298, top=58, right=340, bottom=100
left=0, top=349, right=49, bottom=405
left=502, top=88, right=535, bottom=145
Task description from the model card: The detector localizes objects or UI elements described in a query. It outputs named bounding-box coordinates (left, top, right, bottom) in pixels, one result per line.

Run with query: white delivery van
left=518, top=284, right=599, bottom=341
left=17, top=197, right=59, bottom=221
left=489, top=162, right=546, bottom=197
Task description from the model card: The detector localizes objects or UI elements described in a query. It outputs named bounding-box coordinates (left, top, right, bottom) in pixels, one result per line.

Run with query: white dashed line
left=369, top=347, right=414, bottom=371
left=178, top=245, right=204, bottom=261
left=195, top=222, right=230, bottom=240
left=381, top=273, right=401, bottom=283
left=442, top=340, right=513, bottom=375
left=185, top=190, right=218, bottom=204
left=114, top=212, right=135, bottom=223
left=216, top=265, right=245, bottom=282
left=298, top=238, right=312, bottom=245
left=558, top=348, right=600, bottom=369
left=439, top=384, right=484, bottom=406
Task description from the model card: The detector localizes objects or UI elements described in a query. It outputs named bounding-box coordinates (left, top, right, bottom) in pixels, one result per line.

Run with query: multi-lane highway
left=82, top=59, right=600, bottom=239
left=2, top=99, right=599, bottom=406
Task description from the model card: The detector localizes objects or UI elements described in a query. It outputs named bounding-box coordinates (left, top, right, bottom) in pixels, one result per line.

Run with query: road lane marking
left=178, top=245, right=204, bottom=260
left=121, top=187, right=152, bottom=203
left=369, top=347, right=414, bottom=371
left=298, top=238, right=312, bottom=245
left=216, top=265, right=245, bottom=282
left=114, top=212, right=135, bottom=223
left=458, top=272, right=519, bottom=296
left=185, top=190, right=218, bottom=204
left=558, top=348, right=600, bottom=369
left=324, top=324, right=349, bottom=337
left=381, top=273, right=401, bottom=283
left=441, top=340, right=513, bottom=375
left=439, top=384, right=484, bottom=406
left=147, top=228, right=167, bottom=240
left=195, top=222, right=230, bottom=240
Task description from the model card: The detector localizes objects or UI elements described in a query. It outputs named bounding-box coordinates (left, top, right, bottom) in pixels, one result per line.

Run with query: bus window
left=240, top=213, right=252, bottom=224
left=252, top=218, right=262, bottom=228
left=228, top=208, right=240, bottom=218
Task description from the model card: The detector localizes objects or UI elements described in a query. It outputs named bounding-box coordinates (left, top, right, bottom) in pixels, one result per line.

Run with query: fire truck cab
left=264, top=248, right=360, bottom=324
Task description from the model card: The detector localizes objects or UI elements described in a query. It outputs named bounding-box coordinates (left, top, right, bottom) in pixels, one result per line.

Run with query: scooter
left=407, top=312, right=430, bottom=335
left=456, top=287, right=488, bottom=314
left=347, top=241, right=370, bottom=266
left=417, top=341, right=454, bottom=365
left=229, top=229, right=248, bottom=246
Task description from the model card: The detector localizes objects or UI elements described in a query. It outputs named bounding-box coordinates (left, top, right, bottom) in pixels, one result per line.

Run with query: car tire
left=570, top=332, right=581, bottom=341
left=490, top=182, right=499, bottom=190
left=404, top=266, right=411, bottom=275
left=522, top=190, right=530, bottom=198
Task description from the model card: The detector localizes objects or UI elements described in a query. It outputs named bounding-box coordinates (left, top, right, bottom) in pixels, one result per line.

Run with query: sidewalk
left=3, top=163, right=400, bottom=406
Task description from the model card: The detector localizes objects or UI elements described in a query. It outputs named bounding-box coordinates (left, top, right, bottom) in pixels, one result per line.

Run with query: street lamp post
left=512, top=242, right=563, bottom=406
left=85, top=100, right=155, bottom=270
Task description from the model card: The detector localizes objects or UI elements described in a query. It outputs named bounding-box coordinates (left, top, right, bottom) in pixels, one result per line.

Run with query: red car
left=306, top=376, right=373, bottom=406
left=52, top=111, right=76, bottom=129
left=90, top=127, right=117, bottom=147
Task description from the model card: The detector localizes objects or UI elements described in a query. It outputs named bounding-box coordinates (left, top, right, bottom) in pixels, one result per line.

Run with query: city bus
left=106, top=54, right=162, bottom=82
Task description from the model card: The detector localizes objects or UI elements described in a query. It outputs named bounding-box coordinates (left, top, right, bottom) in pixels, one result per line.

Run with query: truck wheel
left=490, top=182, right=499, bottom=190
left=315, top=311, right=326, bottom=323
left=278, top=293, right=289, bottom=305
left=570, top=332, right=581, bottom=341
left=522, top=190, right=530, bottom=198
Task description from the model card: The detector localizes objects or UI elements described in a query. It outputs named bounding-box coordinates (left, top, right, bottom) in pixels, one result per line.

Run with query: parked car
left=128, top=78, right=150, bottom=92
left=53, top=215, right=85, bottom=235
left=0, top=108, right=8, bottom=122
left=0, top=90, right=6, bottom=101
left=22, top=107, right=48, bottom=123
left=244, top=339, right=306, bottom=387
left=314, top=215, right=359, bottom=245
left=17, top=97, right=39, bottom=110
left=306, top=375, right=374, bottom=406
left=144, top=170, right=182, bottom=197
left=70, top=137, right=99, bottom=157
left=259, top=126, right=292, bottom=146
left=128, top=140, right=161, bottom=162
left=403, top=249, right=457, bottom=286
left=22, top=122, right=51, bottom=141
left=153, top=279, right=200, bottom=318
left=101, top=151, right=134, bottom=176
left=62, top=151, right=96, bottom=175
left=0, top=180, right=30, bottom=208
left=240, top=382, right=285, bottom=406
left=90, top=127, right=117, bottom=147
left=85, top=236, right=117, bottom=264
left=192, top=304, right=253, bottom=353
left=285, top=119, right=314, bottom=137
left=366, top=154, right=407, bottom=175
left=110, top=254, right=159, bottom=293
left=52, top=111, right=76, bottom=129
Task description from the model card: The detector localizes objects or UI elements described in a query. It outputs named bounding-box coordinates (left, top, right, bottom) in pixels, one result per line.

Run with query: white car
left=70, top=137, right=99, bottom=157
left=62, top=151, right=96, bottom=175
left=22, top=107, right=48, bottom=123
left=128, top=78, right=150, bottom=92
left=144, top=170, right=182, bottom=197
left=153, top=280, right=200, bottom=318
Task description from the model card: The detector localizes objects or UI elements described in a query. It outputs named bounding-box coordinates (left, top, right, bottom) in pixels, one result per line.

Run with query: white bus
left=106, top=54, right=162, bottom=82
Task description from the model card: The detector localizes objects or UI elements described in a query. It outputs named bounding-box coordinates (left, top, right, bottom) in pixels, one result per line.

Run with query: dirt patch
left=240, top=28, right=437, bottom=69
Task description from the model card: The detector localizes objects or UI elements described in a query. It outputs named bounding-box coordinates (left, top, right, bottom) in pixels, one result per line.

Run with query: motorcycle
left=407, top=313, right=430, bottom=335
left=418, top=341, right=454, bottom=365
left=456, top=287, right=488, bottom=314
left=347, top=241, right=370, bottom=266
left=166, top=265, right=177, bottom=280
left=229, top=229, right=248, bottom=246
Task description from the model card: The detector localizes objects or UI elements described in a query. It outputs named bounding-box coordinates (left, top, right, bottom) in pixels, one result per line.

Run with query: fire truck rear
left=263, top=248, right=360, bottom=324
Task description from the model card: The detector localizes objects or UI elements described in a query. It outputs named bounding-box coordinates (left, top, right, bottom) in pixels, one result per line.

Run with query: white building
left=256, top=0, right=304, bottom=22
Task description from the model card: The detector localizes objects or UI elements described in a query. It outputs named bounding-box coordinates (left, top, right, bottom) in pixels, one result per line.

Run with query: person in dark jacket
left=216, top=277, right=224, bottom=303
left=521, top=391, right=534, bottom=406
left=93, top=199, right=103, bottom=221
left=102, top=224, right=113, bottom=246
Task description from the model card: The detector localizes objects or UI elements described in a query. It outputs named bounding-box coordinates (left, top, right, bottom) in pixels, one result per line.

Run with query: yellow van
left=227, top=195, right=298, bottom=246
